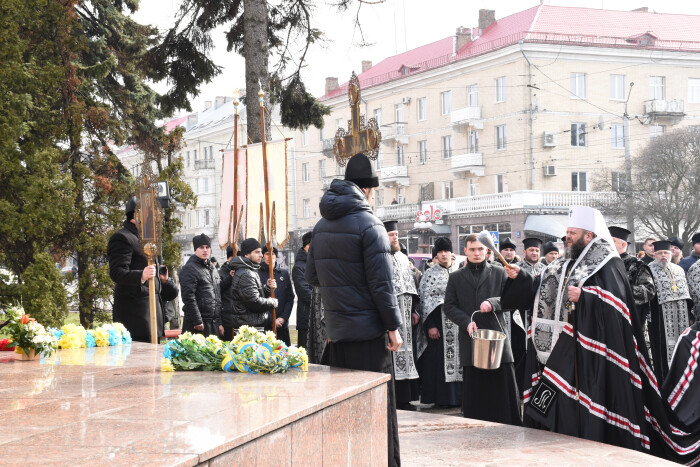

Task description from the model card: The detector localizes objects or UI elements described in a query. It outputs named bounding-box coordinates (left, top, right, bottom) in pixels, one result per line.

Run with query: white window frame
left=417, top=97, right=427, bottom=121
left=571, top=123, right=587, bottom=147
left=302, top=162, right=310, bottom=182
left=418, top=140, right=427, bottom=165
left=204, top=177, right=209, bottom=193
left=650, top=76, right=665, bottom=100
left=468, top=128, right=479, bottom=153
left=396, top=145, right=405, bottom=166
left=441, top=135, right=453, bottom=159
left=495, top=77, right=506, bottom=103
left=610, top=74, right=625, bottom=100
left=468, top=178, right=479, bottom=196
left=303, top=199, right=310, bottom=218
left=319, top=159, right=326, bottom=179
left=441, top=181, right=454, bottom=200
left=650, top=125, right=665, bottom=139
left=373, top=108, right=382, bottom=126
left=611, top=171, right=626, bottom=192
left=572, top=172, right=588, bottom=192
left=468, top=84, right=478, bottom=107
left=689, top=78, right=700, bottom=104
left=395, top=103, right=405, bottom=123
left=302, top=129, right=309, bottom=146
left=495, top=174, right=506, bottom=193
left=570, top=73, right=586, bottom=99
left=441, top=91, right=452, bottom=115
left=336, top=118, right=343, bottom=129
left=611, top=124, right=624, bottom=148
left=496, top=125, right=506, bottom=150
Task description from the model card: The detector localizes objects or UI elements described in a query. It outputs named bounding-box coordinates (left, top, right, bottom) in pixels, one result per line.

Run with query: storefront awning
left=524, top=214, right=568, bottom=238
left=408, top=224, right=451, bottom=235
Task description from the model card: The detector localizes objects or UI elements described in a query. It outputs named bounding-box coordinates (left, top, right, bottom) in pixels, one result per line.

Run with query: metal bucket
left=470, top=311, right=506, bottom=370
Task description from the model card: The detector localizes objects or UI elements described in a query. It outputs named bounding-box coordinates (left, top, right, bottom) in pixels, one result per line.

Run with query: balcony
left=381, top=123, right=409, bottom=145
left=379, top=165, right=409, bottom=187
left=450, top=106, right=483, bottom=129
left=194, top=159, right=215, bottom=171
left=322, top=138, right=335, bottom=157
left=449, top=152, right=485, bottom=178
left=321, top=175, right=342, bottom=191
left=376, top=203, right=419, bottom=220
left=373, top=190, right=616, bottom=221
left=644, top=99, right=685, bottom=118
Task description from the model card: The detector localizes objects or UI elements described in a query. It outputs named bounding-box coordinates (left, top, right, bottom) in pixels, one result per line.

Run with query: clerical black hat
left=668, top=237, right=684, bottom=249
left=344, top=153, right=379, bottom=188
left=193, top=233, right=211, bottom=250
left=523, top=238, right=542, bottom=250
left=692, top=232, right=700, bottom=245
left=302, top=231, right=312, bottom=247
left=653, top=240, right=671, bottom=252
left=432, top=237, right=452, bottom=257
left=125, top=196, right=138, bottom=220
left=383, top=220, right=398, bottom=232
left=499, top=237, right=516, bottom=251
left=608, top=226, right=632, bottom=243
left=542, top=242, right=559, bottom=255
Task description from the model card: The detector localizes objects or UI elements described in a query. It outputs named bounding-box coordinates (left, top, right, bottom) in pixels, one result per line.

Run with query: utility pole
left=623, top=82, right=636, bottom=253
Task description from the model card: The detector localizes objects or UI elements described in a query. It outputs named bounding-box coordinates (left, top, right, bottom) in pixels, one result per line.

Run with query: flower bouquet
left=51, top=322, right=132, bottom=349
left=1, top=307, right=57, bottom=360
left=161, top=326, right=308, bottom=374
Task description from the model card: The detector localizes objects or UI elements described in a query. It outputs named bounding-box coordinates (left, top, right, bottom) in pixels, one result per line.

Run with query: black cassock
left=503, top=257, right=700, bottom=465
left=662, top=322, right=700, bottom=431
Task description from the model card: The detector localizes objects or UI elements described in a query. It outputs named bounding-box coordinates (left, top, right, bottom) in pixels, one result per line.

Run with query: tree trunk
left=243, top=0, right=271, bottom=143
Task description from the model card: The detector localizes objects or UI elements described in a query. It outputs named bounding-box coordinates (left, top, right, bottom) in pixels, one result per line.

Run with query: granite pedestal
left=0, top=342, right=389, bottom=466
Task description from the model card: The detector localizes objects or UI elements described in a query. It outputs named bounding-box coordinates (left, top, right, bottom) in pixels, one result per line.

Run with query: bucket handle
left=470, top=309, right=506, bottom=338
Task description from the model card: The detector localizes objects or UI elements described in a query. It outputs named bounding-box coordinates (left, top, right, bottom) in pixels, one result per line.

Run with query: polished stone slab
left=0, top=343, right=389, bottom=466
left=398, top=410, right=675, bottom=466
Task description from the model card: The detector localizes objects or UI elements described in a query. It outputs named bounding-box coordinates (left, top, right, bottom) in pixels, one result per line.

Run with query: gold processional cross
left=333, top=72, right=382, bottom=166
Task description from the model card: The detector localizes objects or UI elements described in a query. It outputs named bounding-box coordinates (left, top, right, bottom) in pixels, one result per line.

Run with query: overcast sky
left=132, top=0, right=700, bottom=117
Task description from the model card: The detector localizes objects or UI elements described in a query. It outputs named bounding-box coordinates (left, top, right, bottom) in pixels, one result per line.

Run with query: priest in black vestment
left=443, top=234, right=521, bottom=426
left=502, top=206, right=700, bottom=464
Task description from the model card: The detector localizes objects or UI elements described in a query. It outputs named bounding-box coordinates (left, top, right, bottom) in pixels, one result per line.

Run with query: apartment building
left=289, top=5, right=700, bottom=254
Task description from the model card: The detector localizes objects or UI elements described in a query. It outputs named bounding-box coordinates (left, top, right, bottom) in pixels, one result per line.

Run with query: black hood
left=319, top=179, right=373, bottom=221
left=229, top=255, right=260, bottom=271
left=295, top=248, right=308, bottom=264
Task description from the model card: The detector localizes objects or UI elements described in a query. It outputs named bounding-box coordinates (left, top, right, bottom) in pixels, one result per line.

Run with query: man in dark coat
left=180, top=234, right=224, bottom=337
left=292, top=232, right=312, bottom=348
left=218, top=246, right=236, bottom=340
left=499, top=237, right=520, bottom=265
left=258, top=245, right=295, bottom=346
left=230, top=238, right=278, bottom=330
left=540, top=241, right=560, bottom=266
left=443, top=233, right=521, bottom=426
left=679, top=232, right=700, bottom=273
left=306, top=153, right=403, bottom=467
left=107, top=196, right=178, bottom=343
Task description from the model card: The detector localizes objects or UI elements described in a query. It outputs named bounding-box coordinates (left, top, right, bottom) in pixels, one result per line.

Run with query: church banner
left=217, top=148, right=246, bottom=249
left=245, top=140, right=289, bottom=247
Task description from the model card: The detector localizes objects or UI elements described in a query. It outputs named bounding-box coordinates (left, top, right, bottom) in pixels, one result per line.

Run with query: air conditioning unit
left=543, top=165, right=557, bottom=176
left=543, top=132, right=556, bottom=147
left=402, top=97, right=411, bottom=105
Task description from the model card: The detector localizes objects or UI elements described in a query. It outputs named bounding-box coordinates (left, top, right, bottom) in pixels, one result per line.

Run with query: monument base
left=0, top=342, right=389, bottom=465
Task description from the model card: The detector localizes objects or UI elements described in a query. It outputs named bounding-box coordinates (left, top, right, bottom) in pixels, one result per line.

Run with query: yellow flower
left=57, top=333, right=81, bottom=349
left=301, top=355, right=309, bottom=372
left=205, top=335, right=222, bottom=348
left=93, top=329, right=109, bottom=347
left=161, top=358, right=175, bottom=372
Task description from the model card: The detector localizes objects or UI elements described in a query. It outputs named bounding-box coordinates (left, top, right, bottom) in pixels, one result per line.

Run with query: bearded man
left=501, top=206, right=700, bottom=463
left=648, top=240, right=692, bottom=382
left=384, top=220, right=420, bottom=409
left=518, top=237, right=545, bottom=276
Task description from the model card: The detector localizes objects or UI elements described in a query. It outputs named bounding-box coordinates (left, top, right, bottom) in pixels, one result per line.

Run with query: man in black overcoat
left=107, top=196, right=178, bottom=343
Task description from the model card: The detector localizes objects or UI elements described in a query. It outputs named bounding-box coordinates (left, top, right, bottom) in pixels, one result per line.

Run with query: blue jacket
left=679, top=253, right=700, bottom=273
left=305, top=179, right=402, bottom=342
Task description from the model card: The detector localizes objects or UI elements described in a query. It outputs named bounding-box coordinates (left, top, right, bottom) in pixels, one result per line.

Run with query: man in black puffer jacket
left=292, top=232, right=312, bottom=348
left=180, top=233, right=224, bottom=337
left=230, top=238, right=278, bottom=330
left=306, top=152, right=403, bottom=467
left=219, top=246, right=236, bottom=340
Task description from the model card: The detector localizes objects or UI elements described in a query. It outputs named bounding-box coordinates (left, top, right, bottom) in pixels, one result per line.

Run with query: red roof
left=323, top=5, right=700, bottom=100
left=163, top=115, right=188, bottom=133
